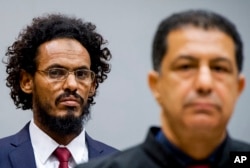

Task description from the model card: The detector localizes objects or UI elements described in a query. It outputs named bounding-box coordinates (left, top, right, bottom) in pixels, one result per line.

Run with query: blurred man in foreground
left=76, top=9, right=250, bottom=168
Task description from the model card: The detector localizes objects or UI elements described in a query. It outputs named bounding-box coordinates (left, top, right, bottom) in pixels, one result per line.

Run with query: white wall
left=0, top=0, right=249, bottom=150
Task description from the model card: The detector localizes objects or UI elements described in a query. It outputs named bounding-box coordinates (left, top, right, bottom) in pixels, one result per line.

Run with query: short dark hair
left=4, top=13, right=112, bottom=110
left=152, top=9, right=243, bottom=73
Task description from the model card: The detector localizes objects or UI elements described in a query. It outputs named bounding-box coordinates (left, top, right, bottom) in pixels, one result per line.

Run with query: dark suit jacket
left=76, top=127, right=250, bottom=168
left=0, top=122, right=118, bottom=168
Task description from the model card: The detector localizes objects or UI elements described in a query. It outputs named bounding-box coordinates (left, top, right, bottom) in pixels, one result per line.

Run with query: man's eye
left=212, top=66, right=230, bottom=73
left=178, top=64, right=194, bottom=70
left=49, top=69, right=65, bottom=78
left=76, top=70, right=88, bottom=79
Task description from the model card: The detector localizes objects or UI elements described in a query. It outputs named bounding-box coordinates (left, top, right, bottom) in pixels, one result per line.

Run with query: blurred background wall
left=0, top=0, right=249, bottom=150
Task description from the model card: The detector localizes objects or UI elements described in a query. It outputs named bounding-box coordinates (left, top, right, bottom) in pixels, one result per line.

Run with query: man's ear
left=20, top=70, right=33, bottom=94
left=88, top=82, right=96, bottom=96
left=237, top=74, right=246, bottom=97
left=148, top=70, right=161, bottom=102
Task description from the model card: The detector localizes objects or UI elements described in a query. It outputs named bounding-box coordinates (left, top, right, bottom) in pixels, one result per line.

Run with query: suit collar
left=9, top=122, right=36, bottom=168
left=85, top=132, right=104, bottom=159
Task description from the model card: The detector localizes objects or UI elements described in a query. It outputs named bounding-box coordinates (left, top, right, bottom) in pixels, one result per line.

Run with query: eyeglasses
left=37, top=68, right=95, bottom=84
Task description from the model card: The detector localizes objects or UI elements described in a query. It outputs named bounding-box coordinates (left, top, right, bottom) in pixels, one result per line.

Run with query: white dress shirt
left=29, top=119, right=88, bottom=168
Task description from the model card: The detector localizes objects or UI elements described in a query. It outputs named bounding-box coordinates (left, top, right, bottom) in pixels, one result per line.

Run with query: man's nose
left=194, top=66, right=213, bottom=95
left=62, top=72, right=78, bottom=91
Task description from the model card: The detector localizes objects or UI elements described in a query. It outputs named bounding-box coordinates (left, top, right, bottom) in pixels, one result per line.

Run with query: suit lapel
left=85, top=132, right=104, bottom=159
left=9, top=122, right=36, bottom=168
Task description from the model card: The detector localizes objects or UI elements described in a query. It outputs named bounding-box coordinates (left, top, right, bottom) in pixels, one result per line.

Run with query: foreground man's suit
left=75, top=127, right=250, bottom=168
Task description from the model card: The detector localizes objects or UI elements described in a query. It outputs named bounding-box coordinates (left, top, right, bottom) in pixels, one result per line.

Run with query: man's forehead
left=35, top=39, right=90, bottom=63
left=43, top=38, right=87, bottom=54
left=166, top=28, right=235, bottom=55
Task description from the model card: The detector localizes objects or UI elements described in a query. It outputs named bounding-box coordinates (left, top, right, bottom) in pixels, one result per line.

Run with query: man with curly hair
left=0, top=13, right=118, bottom=168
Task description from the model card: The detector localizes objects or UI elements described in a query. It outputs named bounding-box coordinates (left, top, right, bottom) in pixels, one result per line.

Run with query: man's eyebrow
left=211, top=57, right=233, bottom=66
left=44, top=64, right=90, bottom=70
left=171, top=55, right=233, bottom=65
left=74, top=65, right=90, bottom=70
left=172, top=55, right=198, bottom=64
left=43, top=64, right=64, bottom=70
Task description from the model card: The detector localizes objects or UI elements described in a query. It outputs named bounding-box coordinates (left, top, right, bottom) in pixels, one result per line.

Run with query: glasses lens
left=48, top=68, right=67, bottom=79
left=76, top=69, right=91, bottom=80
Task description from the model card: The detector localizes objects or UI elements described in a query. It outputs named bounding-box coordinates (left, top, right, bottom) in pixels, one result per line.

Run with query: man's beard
left=33, top=90, right=91, bottom=136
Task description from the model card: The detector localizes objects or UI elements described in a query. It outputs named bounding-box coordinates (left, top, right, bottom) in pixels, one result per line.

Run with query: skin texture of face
left=148, top=26, right=245, bottom=159
left=20, top=38, right=95, bottom=145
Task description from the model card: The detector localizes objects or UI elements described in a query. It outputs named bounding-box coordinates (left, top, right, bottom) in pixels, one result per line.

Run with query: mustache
left=55, top=91, right=84, bottom=106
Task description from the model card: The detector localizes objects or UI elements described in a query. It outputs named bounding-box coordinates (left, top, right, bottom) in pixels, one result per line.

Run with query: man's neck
left=177, top=134, right=225, bottom=160
left=161, top=123, right=226, bottom=160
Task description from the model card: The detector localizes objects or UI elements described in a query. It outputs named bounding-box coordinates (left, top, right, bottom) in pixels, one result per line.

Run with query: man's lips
left=58, top=97, right=81, bottom=106
left=184, top=101, right=221, bottom=112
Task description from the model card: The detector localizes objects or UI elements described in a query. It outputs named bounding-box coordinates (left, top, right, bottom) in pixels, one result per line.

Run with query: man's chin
left=185, top=118, right=225, bottom=135
left=38, top=110, right=84, bottom=136
left=48, top=115, right=84, bottom=135
left=33, top=90, right=90, bottom=135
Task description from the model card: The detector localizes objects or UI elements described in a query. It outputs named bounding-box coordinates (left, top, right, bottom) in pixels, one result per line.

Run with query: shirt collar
left=29, top=119, right=88, bottom=165
left=67, top=128, right=88, bottom=163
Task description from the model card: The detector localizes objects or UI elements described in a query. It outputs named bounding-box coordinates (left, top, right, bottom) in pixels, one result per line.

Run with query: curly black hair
left=4, top=13, right=112, bottom=110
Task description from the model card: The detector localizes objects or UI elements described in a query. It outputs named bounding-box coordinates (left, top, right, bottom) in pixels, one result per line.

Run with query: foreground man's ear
left=237, top=74, right=246, bottom=97
left=148, top=70, right=162, bottom=104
